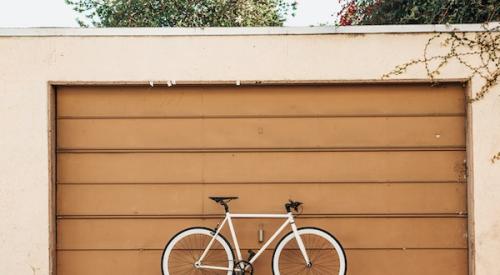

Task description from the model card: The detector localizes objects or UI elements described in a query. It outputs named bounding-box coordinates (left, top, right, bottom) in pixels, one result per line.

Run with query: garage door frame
left=47, top=79, right=475, bottom=275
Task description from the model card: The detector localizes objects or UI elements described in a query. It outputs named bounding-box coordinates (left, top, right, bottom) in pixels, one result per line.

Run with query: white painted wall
left=0, top=26, right=498, bottom=275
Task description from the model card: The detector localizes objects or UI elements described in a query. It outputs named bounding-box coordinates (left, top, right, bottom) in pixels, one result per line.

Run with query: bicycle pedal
left=247, top=249, right=256, bottom=261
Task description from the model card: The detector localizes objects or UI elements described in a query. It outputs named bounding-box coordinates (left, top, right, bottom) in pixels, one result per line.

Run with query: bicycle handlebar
left=285, top=200, right=303, bottom=213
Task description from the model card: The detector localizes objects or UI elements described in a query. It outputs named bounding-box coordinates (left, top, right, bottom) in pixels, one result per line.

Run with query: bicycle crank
left=234, top=260, right=254, bottom=275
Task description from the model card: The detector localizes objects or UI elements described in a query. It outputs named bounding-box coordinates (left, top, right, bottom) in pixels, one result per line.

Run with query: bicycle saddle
left=209, top=196, right=239, bottom=203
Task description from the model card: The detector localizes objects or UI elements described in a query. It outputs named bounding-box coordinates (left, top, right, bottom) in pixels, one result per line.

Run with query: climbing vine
left=383, top=24, right=499, bottom=101
left=492, top=152, right=500, bottom=163
left=382, top=23, right=500, bottom=162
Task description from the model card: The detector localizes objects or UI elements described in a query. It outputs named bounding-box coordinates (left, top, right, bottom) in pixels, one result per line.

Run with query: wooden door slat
left=57, top=151, right=466, bottom=183
left=57, top=217, right=467, bottom=250
left=57, top=183, right=466, bottom=215
left=57, top=116, right=465, bottom=149
left=57, top=84, right=465, bottom=118
left=57, top=249, right=467, bottom=275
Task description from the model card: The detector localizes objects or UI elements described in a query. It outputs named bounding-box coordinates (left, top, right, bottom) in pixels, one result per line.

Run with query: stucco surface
left=0, top=28, right=498, bottom=275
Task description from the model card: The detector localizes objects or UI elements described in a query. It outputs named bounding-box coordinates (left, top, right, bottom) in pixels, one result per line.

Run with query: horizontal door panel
left=57, top=116, right=465, bottom=150
left=57, top=151, right=466, bottom=183
left=57, top=183, right=466, bottom=215
left=57, top=249, right=467, bottom=275
left=57, top=217, right=467, bottom=250
left=57, top=84, right=465, bottom=118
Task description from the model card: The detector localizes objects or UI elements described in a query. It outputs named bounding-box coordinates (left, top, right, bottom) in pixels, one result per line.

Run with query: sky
left=0, top=0, right=341, bottom=28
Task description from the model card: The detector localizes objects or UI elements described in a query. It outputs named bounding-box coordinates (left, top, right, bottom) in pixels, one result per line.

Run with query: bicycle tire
left=161, top=227, right=235, bottom=275
left=272, top=227, right=347, bottom=275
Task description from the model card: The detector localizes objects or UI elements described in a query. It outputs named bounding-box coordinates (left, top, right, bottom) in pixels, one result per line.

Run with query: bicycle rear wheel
left=272, top=227, right=346, bottom=275
left=161, top=227, right=234, bottom=275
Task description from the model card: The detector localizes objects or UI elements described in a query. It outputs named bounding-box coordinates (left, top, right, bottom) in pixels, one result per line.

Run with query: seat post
left=220, top=201, right=229, bottom=213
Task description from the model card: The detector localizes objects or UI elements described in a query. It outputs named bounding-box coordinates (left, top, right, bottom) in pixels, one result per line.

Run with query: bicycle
left=161, top=196, right=347, bottom=274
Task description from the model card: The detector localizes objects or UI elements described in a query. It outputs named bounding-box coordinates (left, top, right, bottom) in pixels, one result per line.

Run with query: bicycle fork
left=290, top=217, right=312, bottom=267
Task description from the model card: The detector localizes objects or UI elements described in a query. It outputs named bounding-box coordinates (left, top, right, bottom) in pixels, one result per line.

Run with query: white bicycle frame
left=195, top=212, right=311, bottom=272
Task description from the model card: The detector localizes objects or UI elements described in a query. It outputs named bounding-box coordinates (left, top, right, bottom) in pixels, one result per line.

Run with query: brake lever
left=294, top=201, right=303, bottom=213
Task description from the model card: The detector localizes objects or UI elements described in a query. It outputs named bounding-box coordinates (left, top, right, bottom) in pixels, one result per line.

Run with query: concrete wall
left=0, top=26, right=498, bottom=275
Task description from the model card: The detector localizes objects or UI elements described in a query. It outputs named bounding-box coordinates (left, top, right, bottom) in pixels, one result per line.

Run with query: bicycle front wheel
left=272, top=227, right=346, bottom=275
left=161, top=227, right=234, bottom=275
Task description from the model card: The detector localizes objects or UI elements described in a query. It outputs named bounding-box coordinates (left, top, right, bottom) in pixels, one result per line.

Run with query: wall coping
left=0, top=23, right=498, bottom=37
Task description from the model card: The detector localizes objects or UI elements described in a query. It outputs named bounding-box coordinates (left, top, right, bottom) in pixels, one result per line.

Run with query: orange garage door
left=56, top=84, right=468, bottom=275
